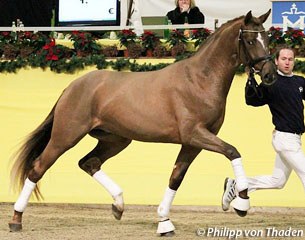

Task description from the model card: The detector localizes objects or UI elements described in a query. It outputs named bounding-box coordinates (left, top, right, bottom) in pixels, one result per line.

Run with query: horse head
left=239, top=9, right=277, bottom=86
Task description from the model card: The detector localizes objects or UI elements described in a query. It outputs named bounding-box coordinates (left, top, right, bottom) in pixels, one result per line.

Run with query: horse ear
left=258, top=9, right=271, bottom=23
left=244, top=11, right=253, bottom=25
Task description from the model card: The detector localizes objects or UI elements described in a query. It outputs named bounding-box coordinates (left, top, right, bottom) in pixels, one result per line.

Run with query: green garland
left=0, top=53, right=174, bottom=74
left=1, top=29, right=305, bottom=75
left=294, top=59, right=305, bottom=74
left=1, top=53, right=305, bottom=75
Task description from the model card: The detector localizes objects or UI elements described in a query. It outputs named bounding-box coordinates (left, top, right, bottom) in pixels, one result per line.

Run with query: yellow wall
left=1, top=67, right=305, bottom=207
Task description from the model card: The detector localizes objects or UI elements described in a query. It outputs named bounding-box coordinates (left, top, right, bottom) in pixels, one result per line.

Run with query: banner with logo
left=272, top=1, right=305, bottom=31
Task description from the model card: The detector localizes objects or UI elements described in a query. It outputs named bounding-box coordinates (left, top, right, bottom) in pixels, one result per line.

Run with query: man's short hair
left=275, top=45, right=295, bottom=59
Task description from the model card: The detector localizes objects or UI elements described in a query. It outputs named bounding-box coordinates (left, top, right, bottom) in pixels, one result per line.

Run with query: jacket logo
left=299, top=86, right=303, bottom=93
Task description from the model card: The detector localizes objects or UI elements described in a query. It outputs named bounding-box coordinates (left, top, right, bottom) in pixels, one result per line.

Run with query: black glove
left=245, top=75, right=262, bottom=99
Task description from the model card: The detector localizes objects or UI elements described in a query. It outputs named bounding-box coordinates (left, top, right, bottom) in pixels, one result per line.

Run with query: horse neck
left=195, top=18, right=243, bottom=67
left=190, top=19, right=243, bottom=96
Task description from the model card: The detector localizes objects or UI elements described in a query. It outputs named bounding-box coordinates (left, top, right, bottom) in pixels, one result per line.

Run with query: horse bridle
left=238, top=29, right=272, bottom=73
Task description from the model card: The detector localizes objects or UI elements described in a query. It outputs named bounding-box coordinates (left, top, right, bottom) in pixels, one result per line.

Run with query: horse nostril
left=263, top=73, right=277, bottom=86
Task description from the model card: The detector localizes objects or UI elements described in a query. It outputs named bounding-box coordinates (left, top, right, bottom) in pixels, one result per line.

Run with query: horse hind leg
left=9, top=136, right=87, bottom=232
left=78, top=131, right=131, bottom=220
left=157, top=145, right=201, bottom=236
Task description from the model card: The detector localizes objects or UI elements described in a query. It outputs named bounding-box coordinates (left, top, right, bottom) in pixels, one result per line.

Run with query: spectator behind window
left=166, top=0, right=205, bottom=24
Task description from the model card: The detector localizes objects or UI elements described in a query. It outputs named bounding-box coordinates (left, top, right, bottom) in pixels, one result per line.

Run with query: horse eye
left=247, top=41, right=254, bottom=45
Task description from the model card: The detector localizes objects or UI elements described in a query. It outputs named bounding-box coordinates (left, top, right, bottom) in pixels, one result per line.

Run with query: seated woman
left=166, top=0, right=205, bottom=24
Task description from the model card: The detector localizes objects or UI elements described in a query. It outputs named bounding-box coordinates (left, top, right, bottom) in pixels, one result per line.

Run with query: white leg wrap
left=157, top=187, right=176, bottom=218
left=14, top=178, right=36, bottom=213
left=114, top=193, right=124, bottom=206
left=231, top=158, right=248, bottom=192
left=93, top=170, right=122, bottom=198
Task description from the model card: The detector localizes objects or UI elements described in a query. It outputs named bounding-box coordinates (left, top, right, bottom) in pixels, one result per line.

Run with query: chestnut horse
left=9, top=10, right=276, bottom=235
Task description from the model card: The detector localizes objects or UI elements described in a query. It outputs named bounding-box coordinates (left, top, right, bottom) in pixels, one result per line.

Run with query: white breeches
left=248, top=130, right=305, bottom=193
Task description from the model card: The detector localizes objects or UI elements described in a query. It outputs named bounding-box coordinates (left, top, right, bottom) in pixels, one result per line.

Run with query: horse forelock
left=252, top=17, right=262, bottom=25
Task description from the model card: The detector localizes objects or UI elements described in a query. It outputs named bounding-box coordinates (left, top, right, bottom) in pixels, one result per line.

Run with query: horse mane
left=214, top=15, right=244, bottom=34
left=196, top=15, right=245, bottom=51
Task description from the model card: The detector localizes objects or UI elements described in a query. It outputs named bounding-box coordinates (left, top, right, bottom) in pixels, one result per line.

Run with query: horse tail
left=10, top=102, right=57, bottom=200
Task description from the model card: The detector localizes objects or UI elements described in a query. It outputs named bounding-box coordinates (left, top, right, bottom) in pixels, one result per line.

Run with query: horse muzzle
left=260, top=60, right=277, bottom=86
left=261, top=71, right=277, bottom=86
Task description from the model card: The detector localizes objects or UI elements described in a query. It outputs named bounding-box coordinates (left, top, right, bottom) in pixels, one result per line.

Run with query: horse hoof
left=233, top=208, right=247, bottom=217
left=160, top=231, right=175, bottom=237
left=8, top=222, right=22, bottom=232
left=112, top=204, right=123, bottom=220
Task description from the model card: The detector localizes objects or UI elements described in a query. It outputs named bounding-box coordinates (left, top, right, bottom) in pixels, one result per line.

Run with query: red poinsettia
left=283, top=27, right=305, bottom=47
left=42, top=38, right=59, bottom=61
left=140, top=31, right=160, bottom=51
left=191, top=28, right=212, bottom=47
left=268, top=27, right=286, bottom=49
left=166, top=29, right=187, bottom=47
left=69, top=31, right=101, bottom=54
left=118, top=29, right=137, bottom=47
left=0, top=31, right=15, bottom=44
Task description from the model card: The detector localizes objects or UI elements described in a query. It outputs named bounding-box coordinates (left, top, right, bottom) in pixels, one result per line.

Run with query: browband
left=240, top=29, right=266, bottom=33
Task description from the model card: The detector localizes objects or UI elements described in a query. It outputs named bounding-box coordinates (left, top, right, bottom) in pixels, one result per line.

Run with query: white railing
left=0, top=24, right=206, bottom=32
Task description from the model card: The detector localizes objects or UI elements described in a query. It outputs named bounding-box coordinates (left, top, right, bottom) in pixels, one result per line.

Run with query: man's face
left=275, top=49, right=295, bottom=75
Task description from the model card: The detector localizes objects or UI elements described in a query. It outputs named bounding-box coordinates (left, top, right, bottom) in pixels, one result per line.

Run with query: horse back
left=60, top=69, right=182, bottom=143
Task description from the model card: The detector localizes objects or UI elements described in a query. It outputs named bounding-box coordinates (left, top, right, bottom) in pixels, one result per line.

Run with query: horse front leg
left=189, top=127, right=250, bottom=216
left=157, top=145, right=201, bottom=236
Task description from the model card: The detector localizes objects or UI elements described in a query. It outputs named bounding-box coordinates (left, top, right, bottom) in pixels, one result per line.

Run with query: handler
left=222, top=46, right=305, bottom=211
